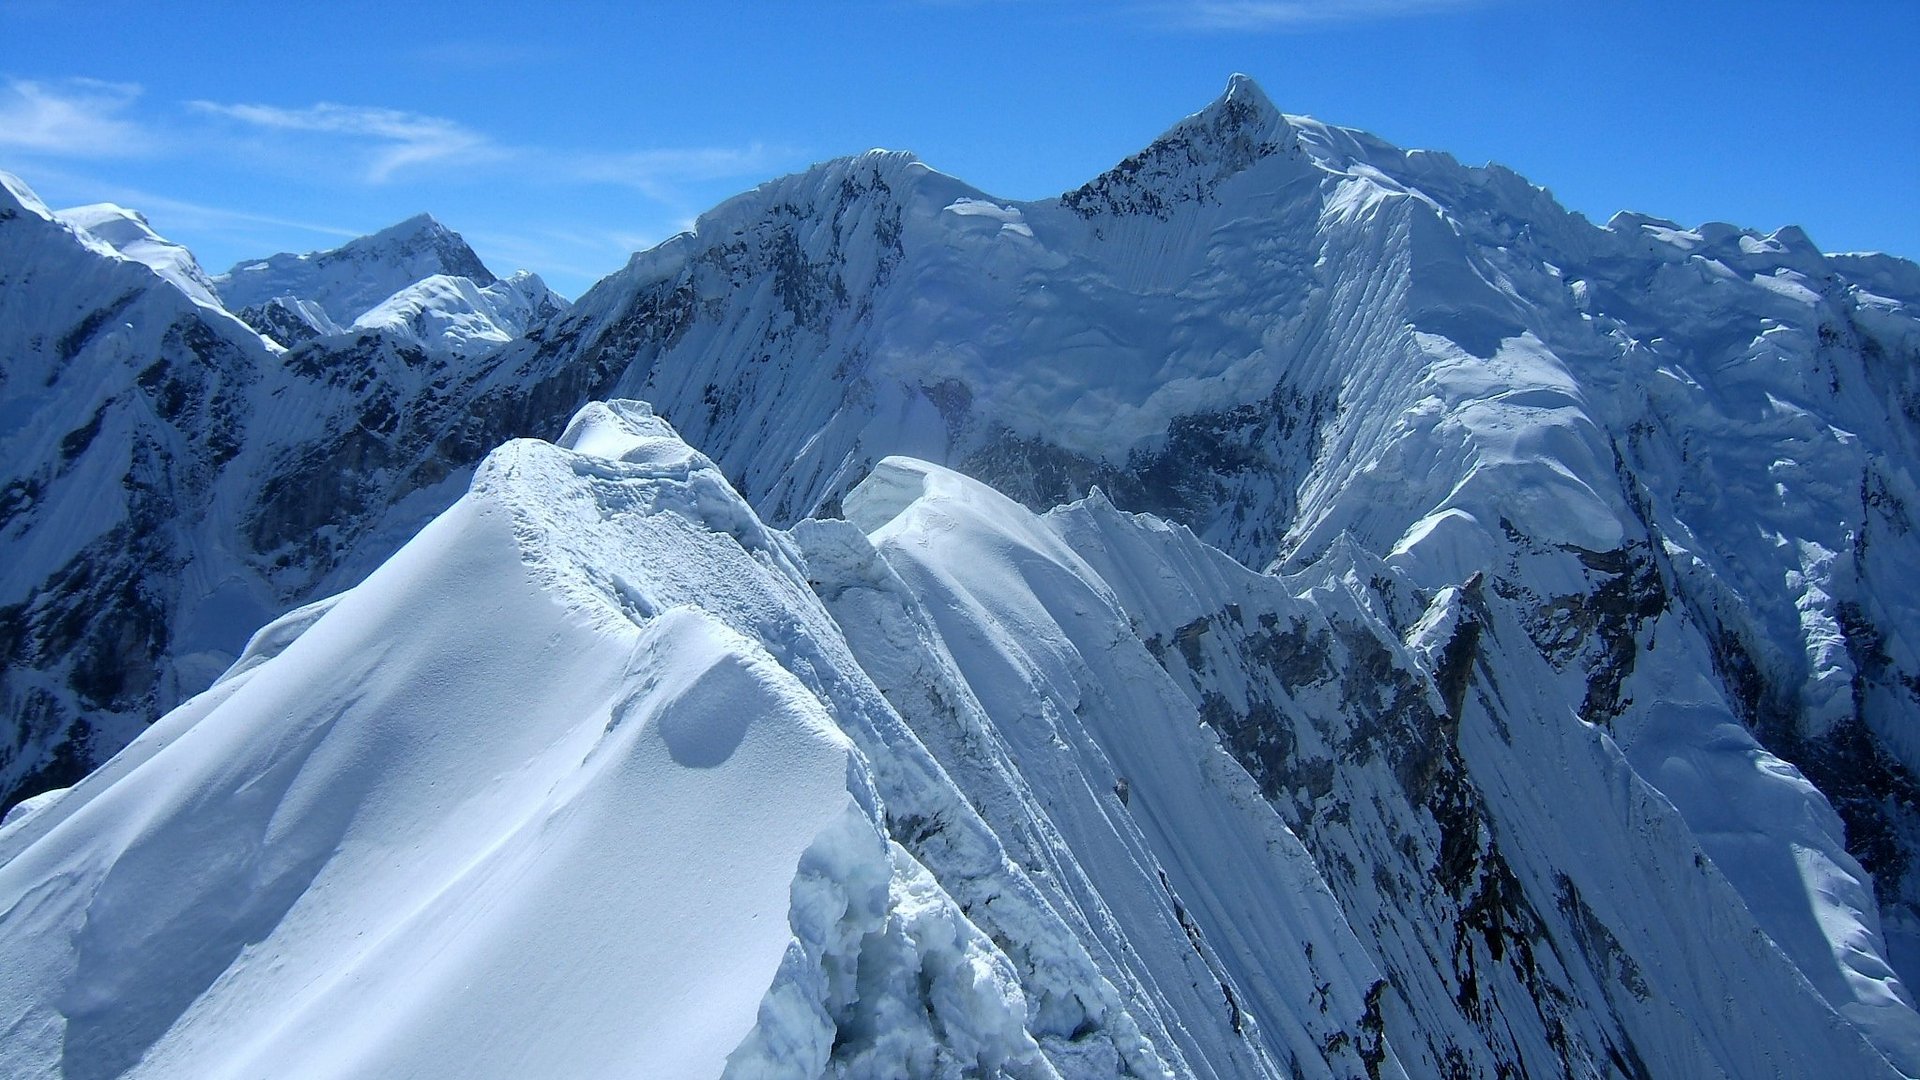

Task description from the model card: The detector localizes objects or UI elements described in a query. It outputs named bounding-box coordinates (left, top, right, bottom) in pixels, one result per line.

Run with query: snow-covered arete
left=3, top=404, right=1914, bottom=1077
left=0, top=404, right=994, bottom=1078
left=0, top=402, right=1397, bottom=1078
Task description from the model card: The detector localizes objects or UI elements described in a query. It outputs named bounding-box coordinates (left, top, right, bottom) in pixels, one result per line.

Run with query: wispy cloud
left=7, top=78, right=794, bottom=295
left=108, top=188, right=363, bottom=242
left=462, top=224, right=655, bottom=285
left=0, top=77, right=154, bottom=158
left=14, top=160, right=361, bottom=240
left=562, top=145, right=784, bottom=200
left=1166, top=0, right=1489, bottom=30
left=191, top=100, right=507, bottom=182
left=187, top=96, right=786, bottom=199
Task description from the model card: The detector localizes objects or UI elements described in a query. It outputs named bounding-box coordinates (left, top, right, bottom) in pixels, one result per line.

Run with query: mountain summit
left=1062, top=72, right=1301, bottom=220
left=213, top=212, right=499, bottom=331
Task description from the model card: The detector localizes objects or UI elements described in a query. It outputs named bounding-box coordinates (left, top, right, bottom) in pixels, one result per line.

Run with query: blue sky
left=2, top=0, right=1915, bottom=298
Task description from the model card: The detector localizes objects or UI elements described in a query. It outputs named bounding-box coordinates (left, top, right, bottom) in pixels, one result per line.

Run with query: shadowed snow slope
left=818, top=456, right=1912, bottom=1078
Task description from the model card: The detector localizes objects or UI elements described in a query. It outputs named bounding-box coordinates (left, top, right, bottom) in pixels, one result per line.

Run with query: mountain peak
left=1184, top=72, right=1291, bottom=158
left=351, top=212, right=482, bottom=268
left=1061, top=73, right=1300, bottom=221
left=215, top=212, right=496, bottom=326
left=1217, top=72, right=1280, bottom=126
left=0, top=169, right=54, bottom=221
left=371, top=212, right=448, bottom=242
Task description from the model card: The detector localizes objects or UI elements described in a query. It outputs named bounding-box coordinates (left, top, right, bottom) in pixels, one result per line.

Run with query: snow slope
left=0, top=406, right=867, bottom=1078
left=823, top=456, right=1910, bottom=1078
left=0, top=402, right=1427, bottom=1078
left=54, top=203, right=225, bottom=311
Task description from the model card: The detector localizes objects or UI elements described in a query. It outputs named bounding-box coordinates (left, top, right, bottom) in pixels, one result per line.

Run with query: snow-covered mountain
left=468, top=73, right=1920, bottom=1029
left=352, top=269, right=568, bottom=357
left=0, top=401, right=1910, bottom=1078
left=209, top=212, right=568, bottom=355
left=54, top=203, right=225, bottom=311
left=5, top=74, right=1920, bottom=1076
left=214, top=212, right=494, bottom=327
left=0, top=174, right=545, bottom=810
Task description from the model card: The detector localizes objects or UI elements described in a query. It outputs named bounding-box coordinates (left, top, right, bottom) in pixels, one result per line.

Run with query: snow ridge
left=2, top=402, right=1406, bottom=1078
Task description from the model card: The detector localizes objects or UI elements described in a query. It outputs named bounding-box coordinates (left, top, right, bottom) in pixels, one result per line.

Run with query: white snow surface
left=0, top=404, right=1053, bottom=1079
left=352, top=269, right=567, bottom=357
left=54, top=203, right=225, bottom=311
left=211, top=212, right=500, bottom=330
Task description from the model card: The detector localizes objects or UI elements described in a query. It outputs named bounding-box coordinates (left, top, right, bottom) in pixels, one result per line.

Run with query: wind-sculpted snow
left=0, top=402, right=1454, bottom=1077
left=4, top=390, right=1919, bottom=1076
left=54, top=203, right=225, bottom=312
left=0, top=404, right=1036, bottom=1078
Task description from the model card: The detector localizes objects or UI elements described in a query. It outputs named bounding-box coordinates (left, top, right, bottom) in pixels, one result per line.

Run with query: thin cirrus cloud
left=189, top=97, right=788, bottom=195
left=1169, top=0, right=1489, bottom=30
left=0, top=77, right=156, bottom=158
left=564, top=145, right=784, bottom=201
left=0, top=71, right=782, bottom=197
left=189, top=100, right=508, bottom=183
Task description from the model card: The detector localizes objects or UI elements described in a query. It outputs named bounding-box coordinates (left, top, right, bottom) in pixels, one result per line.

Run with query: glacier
left=4, top=73, right=1920, bottom=1076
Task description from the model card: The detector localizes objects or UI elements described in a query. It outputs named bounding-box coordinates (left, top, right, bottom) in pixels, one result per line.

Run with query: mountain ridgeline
left=4, top=76, right=1920, bottom=1077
